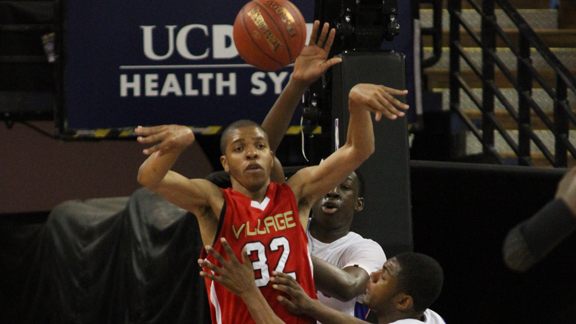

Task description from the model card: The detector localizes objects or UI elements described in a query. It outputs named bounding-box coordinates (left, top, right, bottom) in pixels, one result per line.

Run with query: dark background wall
left=0, top=122, right=213, bottom=214
left=411, top=161, right=576, bottom=324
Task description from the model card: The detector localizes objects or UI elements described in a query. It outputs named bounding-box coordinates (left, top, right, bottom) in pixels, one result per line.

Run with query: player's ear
left=355, top=197, right=364, bottom=212
left=220, top=155, right=229, bottom=172
left=395, top=293, right=413, bottom=311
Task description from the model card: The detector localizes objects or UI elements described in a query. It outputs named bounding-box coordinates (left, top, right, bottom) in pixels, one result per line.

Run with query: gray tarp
left=0, top=188, right=209, bottom=324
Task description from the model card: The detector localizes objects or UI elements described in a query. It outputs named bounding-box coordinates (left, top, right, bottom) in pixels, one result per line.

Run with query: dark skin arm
left=273, top=272, right=368, bottom=324
left=312, top=256, right=371, bottom=302
left=198, top=238, right=286, bottom=324
left=263, top=21, right=342, bottom=183
left=262, top=20, right=342, bottom=152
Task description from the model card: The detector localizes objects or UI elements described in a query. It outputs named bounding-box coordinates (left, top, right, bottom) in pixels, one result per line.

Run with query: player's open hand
left=292, top=20, right=342, bottom=86
left=198, top=238, right=256, bottom=298
left=271, top=271, right=313, bottom=315
left=349, top=83, right=410, bottom=121
left=135, top=124, right=195, bottom=156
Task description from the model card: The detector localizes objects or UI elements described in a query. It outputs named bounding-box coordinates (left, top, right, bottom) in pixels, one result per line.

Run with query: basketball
left=233, top=0, right=307, bottom=71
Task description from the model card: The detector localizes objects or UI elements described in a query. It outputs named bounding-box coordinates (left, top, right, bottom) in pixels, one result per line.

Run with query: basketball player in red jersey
left=135, top=21, right=408, bottom=324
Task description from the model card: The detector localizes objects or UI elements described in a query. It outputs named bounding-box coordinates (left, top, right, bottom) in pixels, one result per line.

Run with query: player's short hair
left=220, top=120, right=268, bottom=155
left=394, top=252, right=444, bottom=313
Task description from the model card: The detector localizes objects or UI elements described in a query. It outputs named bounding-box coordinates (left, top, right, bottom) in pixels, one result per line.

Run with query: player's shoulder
left=286, top=166, right=316, bottom=186
left=346, top=231, right=382, bottom=247
left=285, top=166, right=317, bottom=199
left=390, top=310, right=445, bottom=324
left=341, top=232, right=386, bottom=258
left=422, top=309, right=446, bottom=324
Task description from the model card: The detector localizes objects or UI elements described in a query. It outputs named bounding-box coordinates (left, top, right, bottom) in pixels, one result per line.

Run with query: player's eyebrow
left=382, top=265, right=391, bottom=275
left=230, top=138, right=246, bottom=146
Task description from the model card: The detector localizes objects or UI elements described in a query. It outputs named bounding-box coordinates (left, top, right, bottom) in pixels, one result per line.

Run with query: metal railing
left=447, top=0, right=576, bottom=167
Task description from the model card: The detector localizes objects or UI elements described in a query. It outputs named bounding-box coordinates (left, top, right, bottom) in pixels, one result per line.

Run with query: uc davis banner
left=63, top=0, right=314, bottom=131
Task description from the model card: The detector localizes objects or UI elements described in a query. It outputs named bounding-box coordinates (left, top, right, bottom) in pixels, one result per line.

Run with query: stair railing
left=447, top=0, right=576, bottom=167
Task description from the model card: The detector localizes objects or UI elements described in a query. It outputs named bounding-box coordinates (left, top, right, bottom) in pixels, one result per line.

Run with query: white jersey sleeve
left=340, top=235, right=386, bottom=276
left=391, top=309, right=446, bottom=324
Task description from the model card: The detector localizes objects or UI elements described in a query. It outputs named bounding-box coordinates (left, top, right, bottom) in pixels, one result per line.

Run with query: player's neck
left=309, top=222, right=350, bottom=244
left=232, top=181, right=270, bottom=203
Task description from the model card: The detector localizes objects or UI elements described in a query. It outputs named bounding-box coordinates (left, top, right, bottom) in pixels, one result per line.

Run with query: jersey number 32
left=244, top=237, right=297, bottom=287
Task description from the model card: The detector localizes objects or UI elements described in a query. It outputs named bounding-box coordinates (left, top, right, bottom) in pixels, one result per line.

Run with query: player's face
left=364, top=258, right=401, bottom=313
left=221, top=126, right=274, bottom=192
left=310, top=172, right=362, bottom=230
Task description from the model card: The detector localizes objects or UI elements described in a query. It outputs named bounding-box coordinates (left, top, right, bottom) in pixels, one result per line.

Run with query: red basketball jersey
left=200, top=182, right=316, bottom=324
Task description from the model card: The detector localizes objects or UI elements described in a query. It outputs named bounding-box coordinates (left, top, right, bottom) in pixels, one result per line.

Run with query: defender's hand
left=198, top=238, right=256, bottom=298
left=271, top=271, right=313, bottom=315
left=292, top=20, right=342, bottom=86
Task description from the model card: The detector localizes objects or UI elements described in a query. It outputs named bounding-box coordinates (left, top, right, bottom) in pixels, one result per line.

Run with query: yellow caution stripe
left=67, top=125, right=322, bottom=139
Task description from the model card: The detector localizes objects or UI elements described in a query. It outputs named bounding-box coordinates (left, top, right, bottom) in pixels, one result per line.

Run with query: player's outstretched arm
left=199, top=238, right=286, bottom=324
left=273, top=272, right=367, bottom=324
left=311, top=256, right=370, bottom=302
left=262, top=20, right=342, bottom=153
left=135, top=125, right=223, bottom=221
left=289, top=83, right=409, bottom=212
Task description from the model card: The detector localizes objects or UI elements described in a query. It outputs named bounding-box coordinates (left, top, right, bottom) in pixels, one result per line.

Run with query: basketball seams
left=257, top=1, right=293, bottom=63
left=240, top=3, right=284, bottom=70
left=281, top=0, right=306, bottom=61
left=234, top=2, right=283, bottom=70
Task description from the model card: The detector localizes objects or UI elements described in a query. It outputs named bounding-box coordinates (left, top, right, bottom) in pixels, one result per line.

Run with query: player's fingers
left=308, top=20, right=320, bottom=45
left=272, top=281, right=300, bottom=299
left=382, top=87, right=409, bottom=95
left=317, top=22, right=330, bottom=48
left=277, top=296, right=298, bottom=313
left=271, top=272, right=299, bottom=287
left=383, top=93, right=410, bottom=111
left=199, top=270, right=221, bottom=283
left=322, top=57, right=342, bottom=71
left=390, top=97, right=410, bottom=110
left=205, top=245, right=228, bottom=266
left=272, top=271, right=295, bottom=280
left=272, top=282, right=290, bottom=294
left=377, top=98, right=404, bottom=117
left=323, top=28, right=336, bottom=52
left=240, top=246, right=252, bottom=266
left=142, top=144, right=162, bottom=155
left=376, top=92, right=408, bottom=114
left=136, top=132, right=161, bottom=144
left=220, top=238, right=240, bottom=264
left=370, top=101, right=398, bottom=120
left=134, top=125, right=165, bottom=135
left=197, top=259, right=226, bottom=278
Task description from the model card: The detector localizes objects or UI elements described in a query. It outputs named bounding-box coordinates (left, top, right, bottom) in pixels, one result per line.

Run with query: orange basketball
left=233, top=0, right=307, bottom=71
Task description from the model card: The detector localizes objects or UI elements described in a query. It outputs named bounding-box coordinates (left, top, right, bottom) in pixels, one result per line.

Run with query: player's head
left=310, top=170, right=364, bottom=231
left=219, top=120, right=274, bottom=192
left=220, top=120, right=268, bottom=155
left=364, top=252, right=443, bottom=318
